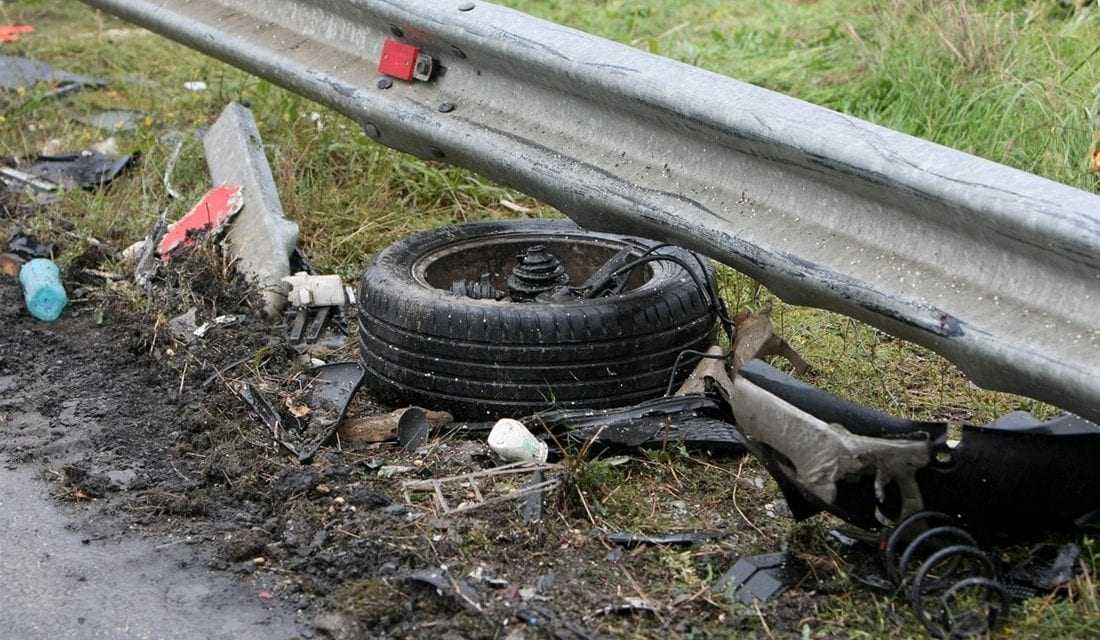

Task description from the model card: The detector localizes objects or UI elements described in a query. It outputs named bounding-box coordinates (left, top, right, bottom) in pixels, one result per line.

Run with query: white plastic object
left=487, top=418, right=548, bottom=463
left=281, top=272, right=348, bottom=307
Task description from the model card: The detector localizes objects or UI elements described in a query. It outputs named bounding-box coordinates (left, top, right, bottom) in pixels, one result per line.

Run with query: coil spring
left=881, top=511, right=1012, bottom=639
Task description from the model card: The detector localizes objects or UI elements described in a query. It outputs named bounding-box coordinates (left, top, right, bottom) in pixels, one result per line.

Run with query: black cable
left=584, top=249, right=735, bottom=343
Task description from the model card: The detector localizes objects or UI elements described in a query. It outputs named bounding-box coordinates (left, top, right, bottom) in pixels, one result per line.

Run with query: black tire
left=358, top=219, right=716, bottom=419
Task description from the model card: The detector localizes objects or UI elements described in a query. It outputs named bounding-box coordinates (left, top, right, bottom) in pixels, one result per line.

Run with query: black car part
left=531, top=392, right=744, bottom=454
left=358, top=219, right=717, bottom=419
left=729, top=360, right=1100, bottom=537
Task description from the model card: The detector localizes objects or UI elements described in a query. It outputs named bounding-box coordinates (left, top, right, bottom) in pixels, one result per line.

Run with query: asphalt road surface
left=0, top=466, right=305, bottom=640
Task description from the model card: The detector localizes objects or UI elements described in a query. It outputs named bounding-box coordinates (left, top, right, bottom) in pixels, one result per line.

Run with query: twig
left=732, top=457, right=768, bottom=539
left=1063, top=41, right=1100, bottom=83
left=753, top=601, right=777, bottom=639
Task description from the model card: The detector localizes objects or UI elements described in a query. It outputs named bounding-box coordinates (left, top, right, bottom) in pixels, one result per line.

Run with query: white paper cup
left=487, top=418, right=548, bottom=463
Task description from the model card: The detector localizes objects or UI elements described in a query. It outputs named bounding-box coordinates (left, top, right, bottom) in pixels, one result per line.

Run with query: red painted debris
left=0, top=24, right=34, bottom=44
left=257, top=590, right=274, bottom=602
left=378, top=39, right=419, bottom=81
left=158, top=185, right=243, bottom=259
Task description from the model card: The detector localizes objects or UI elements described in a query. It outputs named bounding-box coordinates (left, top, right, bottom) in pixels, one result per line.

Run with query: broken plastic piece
left=406, top=567, right=483, bottom=614
left=19, top=258, right=68, bottom=321
left=606, top=531, right=724, bottom=548
left=203, top=102, right=300, bottom=316
left=1005, top=543, right=1081, bottom=593
left=1, top=166, right=57, bottom=193
left=294, top=362, right=366, bottom=462
left=22, top=152, right=132, bottom=189
left=7, top=228, right=54, bottom=260
left=282, top=272, right=348, bottom=307
left=0, top=54, right=105, bottom=98
left=157, top=185, right=243, bottom=258
left=488, top=418, right=548, bottom=463
left=0, top=25, right=34, bottom=44
left=713, top=553, right=808, bottom=605
left=537, top=393, right=743, bottom=454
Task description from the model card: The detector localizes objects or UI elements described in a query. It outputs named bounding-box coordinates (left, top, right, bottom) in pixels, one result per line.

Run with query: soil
left=0, top=242, right=828, bottom=639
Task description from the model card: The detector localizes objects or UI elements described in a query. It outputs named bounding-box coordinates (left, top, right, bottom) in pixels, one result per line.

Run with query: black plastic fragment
left=237, top=382, right=298, bottom=457
left=7, top=227, right=54, bottom=260
left=606, top=530, right=724, bottom=548
left=535, top=393, right=743, bottom=454
left=296, top=362, right=365, bottom=461
left=406, top=567, right=482, bottom=614
left=23, top=153, right=133, bottom=189
left=0, top=54, right=106, bottom=98
left=713, top=552, right=808, bottom=605
left=1005, top=543, right=1081, bottom=593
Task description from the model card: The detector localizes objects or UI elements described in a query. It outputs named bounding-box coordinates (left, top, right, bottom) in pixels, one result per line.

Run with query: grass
left=2, top=0, right=1099, bottom=637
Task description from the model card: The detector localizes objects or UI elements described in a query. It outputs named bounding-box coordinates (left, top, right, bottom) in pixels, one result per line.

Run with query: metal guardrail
left=80, top=0, right=1100, bottom=421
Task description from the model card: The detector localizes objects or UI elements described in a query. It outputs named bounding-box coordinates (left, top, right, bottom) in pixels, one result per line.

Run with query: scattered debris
left=0, top=252, right=23, bottom=277
left=75, top=109, right=144, bottom=131
left=535, top=392, right=743, bottom=454
left=406, top=567, right=483, bottom=614
left=157, top=185, right=244, bottom=257
left=203, top=102, right=299, bottom=315
left=606, top=531, right=725, bottom=548
left=168, top=307, right=200, bottom=343
left=713, top=552, right=809, bottom=605
left=192, top=314, right=238, bottom=339
left=293, top=362, right=365, bottom=461
left=0, top=54, right=105, bottom=99
left=1006, top=543, right=1082, bottom=593
left=0, top=25, right=34, bottom=44
left=488, top=418, right=549, bottom=463
left=236, top=382, right=298, bottom=457
left=585, top=597, right=659, bottom=620
left=20, top=258, right=68, bottom=321
left=183, top=80, right=207, bottom=92
left=283, top=272, right=353, bottom=307
left=21, top=152, right=133, bottom=189
left=7, top=228, right=54, bottom=260
left=378, top=465, right=417, bottom=479
left=1, top=165, right=58, bottom=193
left=133, top=211, right=168, bottom=288
left=337, top=407, right=452, bottom=444
left=402, top=461, right=559, bottom=517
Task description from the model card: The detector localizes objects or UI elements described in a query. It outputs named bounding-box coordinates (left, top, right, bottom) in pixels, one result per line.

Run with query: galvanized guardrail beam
left=80, top=0, right=1100, bottom=421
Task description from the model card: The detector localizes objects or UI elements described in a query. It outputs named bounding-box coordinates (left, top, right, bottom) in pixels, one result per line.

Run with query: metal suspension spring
left=880, top=511, right=1011, bottom=639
